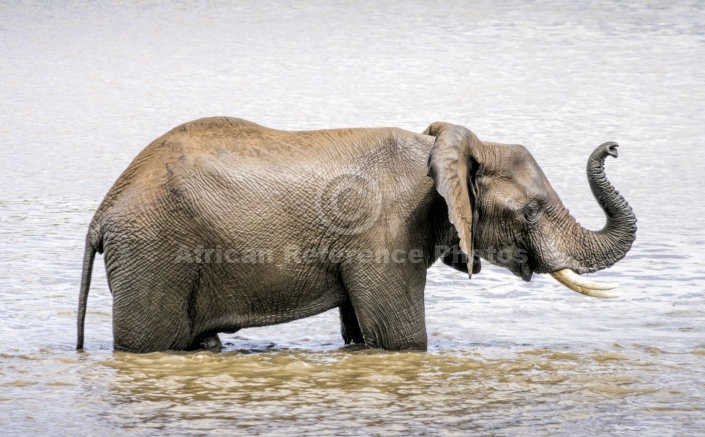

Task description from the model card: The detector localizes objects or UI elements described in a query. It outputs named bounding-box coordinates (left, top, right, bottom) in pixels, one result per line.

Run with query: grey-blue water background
left=1, top=1, right=704, bottom=435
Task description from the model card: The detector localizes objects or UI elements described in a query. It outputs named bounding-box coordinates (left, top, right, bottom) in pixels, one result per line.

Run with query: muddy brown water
left=1, top=1, right=704, bottom=434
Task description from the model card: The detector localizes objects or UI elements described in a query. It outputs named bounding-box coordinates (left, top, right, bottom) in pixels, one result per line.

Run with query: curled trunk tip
left=564, top=142, right=637, bottom=273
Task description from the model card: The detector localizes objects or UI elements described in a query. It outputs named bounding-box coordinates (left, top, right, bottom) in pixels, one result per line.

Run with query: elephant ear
left=424, top=122, right=481, bottom=278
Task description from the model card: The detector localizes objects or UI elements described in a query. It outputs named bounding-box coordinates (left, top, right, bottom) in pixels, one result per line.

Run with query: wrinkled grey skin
left=77, top=117, right=636, bottom=352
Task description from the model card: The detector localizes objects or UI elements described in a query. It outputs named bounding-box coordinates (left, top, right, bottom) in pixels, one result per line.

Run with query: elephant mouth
left=521, top=265, right=533, bottom=282
left=513, top=262, right=533, bottom=282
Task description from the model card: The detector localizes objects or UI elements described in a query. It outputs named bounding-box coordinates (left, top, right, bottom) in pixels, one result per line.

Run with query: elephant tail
left=77, top=227, right=101, bottom=350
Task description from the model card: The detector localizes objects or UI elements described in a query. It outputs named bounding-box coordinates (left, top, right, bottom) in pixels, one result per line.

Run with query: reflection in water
left=1, top=0, right=704, bottom=434
left=100, top=347, right=689, bottom=434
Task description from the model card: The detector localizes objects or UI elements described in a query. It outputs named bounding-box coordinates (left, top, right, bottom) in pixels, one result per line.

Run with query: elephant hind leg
left=112, top=300, right=193, bottom=352
left=109, top=249, right=199, bottom=353
left=339, top=300, right=364, bottom=344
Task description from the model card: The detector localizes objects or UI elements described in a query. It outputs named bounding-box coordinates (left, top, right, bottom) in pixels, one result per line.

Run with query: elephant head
left=425, top=122, right=637, bottom=298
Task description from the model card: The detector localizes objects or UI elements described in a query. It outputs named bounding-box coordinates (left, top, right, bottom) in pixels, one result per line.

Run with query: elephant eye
left=523, top=201, right=541, bottom=221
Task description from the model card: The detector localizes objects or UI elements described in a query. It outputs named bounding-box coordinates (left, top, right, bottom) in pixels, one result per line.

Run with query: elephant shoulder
left=382, top=127, right=434, bottom=166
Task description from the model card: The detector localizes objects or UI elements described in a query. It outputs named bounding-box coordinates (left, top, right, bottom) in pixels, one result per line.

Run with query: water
left=1, top=1, right=704, bottom=434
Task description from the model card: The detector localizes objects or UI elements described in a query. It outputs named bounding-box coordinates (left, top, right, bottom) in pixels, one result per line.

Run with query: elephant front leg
left=339, top=299, right=364, bottom=344
left=343, top=264, right=428, bottom=351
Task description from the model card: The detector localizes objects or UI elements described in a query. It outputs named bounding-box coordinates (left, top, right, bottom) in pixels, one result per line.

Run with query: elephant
left=76, top=117, right=636, bottom=353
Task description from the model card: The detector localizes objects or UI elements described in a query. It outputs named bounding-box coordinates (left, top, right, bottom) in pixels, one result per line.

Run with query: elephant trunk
left=549, top=142, right=637, bottom=297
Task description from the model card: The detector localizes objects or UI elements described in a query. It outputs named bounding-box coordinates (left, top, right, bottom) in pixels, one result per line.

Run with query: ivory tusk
left=550, top=268, right=620, bottom=299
